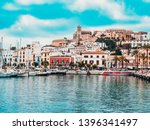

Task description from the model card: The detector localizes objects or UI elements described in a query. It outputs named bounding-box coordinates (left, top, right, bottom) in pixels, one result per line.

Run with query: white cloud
left=3, top=3, right=20, bottom=10
left=1, top=15, right=72, bottom=37
left=3, top=0, right=131, bottom=20
left=86, top=16, right=150, bottom=32
left=0, top=15, right=74, bottom=48
left=65, top=0, right=130, bottom=20
left=143, top=0, right=150, bottom=2
left=15, top=0, right=53, bottom=5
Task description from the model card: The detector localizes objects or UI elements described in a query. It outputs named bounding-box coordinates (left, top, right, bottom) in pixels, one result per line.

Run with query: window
left=97, top=55, right=99, bottom=58
left=85, top=60, right=87, bottom=64
left=90, top=55, right=93, bottom=58
left=84, top=55, right=88, bottom=58
left=90, top=60, right=94, bottom=64
left=96, top=60, right=99, bottom=65
left=102, top=55, right=105, bottom=58
left=102, top=60, right=105, bottom=65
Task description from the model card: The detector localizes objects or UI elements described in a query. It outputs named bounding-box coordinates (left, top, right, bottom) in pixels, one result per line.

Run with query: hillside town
left=1, top=26, right=150, bottom=72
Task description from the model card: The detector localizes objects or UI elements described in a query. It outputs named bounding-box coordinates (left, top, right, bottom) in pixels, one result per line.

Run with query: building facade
left=81, top=50, right=109, bottom=67
left=49, top=56, right=74, bottom=69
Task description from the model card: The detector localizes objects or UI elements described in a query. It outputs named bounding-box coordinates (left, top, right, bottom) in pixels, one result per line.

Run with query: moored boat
left=17, top=70, right=28, bottom=77
left=36, top=71, right=49, bottom=76
left=101, top=71, right=131, bottom=76
left=66, top=70, right=77, bottom=75
left=50, top=69, right=66, bottom=75
left=28, top=71, right=36, bottom=76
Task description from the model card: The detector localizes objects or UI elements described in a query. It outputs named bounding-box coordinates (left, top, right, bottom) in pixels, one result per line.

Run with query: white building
left=17, top=45, right=32, bottom=67
left=2, top=49, right=15, bottom=66
left=122, top=40, right=150, bottom=48
left=81, top=49, right=109, bottom=67
left=132, top=32, right=149, bottom=41
left=31, top=42, right=41, bottom=65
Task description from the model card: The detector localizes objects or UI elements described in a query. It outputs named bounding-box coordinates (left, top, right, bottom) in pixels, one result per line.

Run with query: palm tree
left=132, top=50, right=139, bottom=69
left=142, top=45, right=150, bottom=68
left=119, top=56, right=128, bottom=69
left=113, top=56, right=120, bottom=68
left=124, top=58, right=129, bottom=69
left=140, top=53, right=147, bottom=68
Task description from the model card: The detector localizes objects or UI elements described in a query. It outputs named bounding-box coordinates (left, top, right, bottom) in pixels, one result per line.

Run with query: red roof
left=82, top=50, right=108, bottom=54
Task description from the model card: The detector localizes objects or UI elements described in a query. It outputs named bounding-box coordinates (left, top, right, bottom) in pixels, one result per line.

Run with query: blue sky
left=0, top=0, right=150, bottom=47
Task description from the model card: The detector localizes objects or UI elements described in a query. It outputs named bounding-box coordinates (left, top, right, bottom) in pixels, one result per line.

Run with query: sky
left=0, top=0, right=150, bottom=48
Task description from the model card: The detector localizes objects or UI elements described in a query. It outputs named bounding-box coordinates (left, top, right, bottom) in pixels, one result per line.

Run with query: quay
left=132, top=71, right=150, bottom=81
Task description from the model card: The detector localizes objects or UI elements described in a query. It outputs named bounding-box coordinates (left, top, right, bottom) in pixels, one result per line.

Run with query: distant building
left=2, top=49, right=15, bottom=66
left=17, top=45, right=32, bottom=67
left=132, top=32, right=149, bottom=41
left=49, top=56, right=74, bottom=69
left=52, top=38, right=69, bottom=47
left=122, top=40, right=150, bottom=48
left=73, top=26, right=92, bottom=43
left=81, top=49, right=109, bottom=67
left=31, top=42, right=41, bottom=65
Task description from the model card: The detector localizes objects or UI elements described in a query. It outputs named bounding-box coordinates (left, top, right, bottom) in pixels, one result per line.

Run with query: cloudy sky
left=0, top=0, right=150, bottom=47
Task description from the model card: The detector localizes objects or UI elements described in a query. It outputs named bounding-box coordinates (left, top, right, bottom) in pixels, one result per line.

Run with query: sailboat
left=0, top=37, right=17, bottom=78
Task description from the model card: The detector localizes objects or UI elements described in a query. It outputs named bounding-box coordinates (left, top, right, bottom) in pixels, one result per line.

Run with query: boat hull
left=101, top=71, right=131, bottom=76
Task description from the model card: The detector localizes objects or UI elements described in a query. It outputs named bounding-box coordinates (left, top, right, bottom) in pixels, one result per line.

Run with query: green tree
left=142, top=45, right=150, bottom=68
left=69, top=62, right=75, bottom=69
left=132, top=50, right=139, bottom=69
left=140, top=53, right=147, bottom=68
left=32, top=62, right=39, bottom=67
left=95, top=38, right=117, bottom=51
left=119, top=56, right=128, bottom=69
left=92, top=64, right=98, bottom=69
left=78, top=61, right=85, bottom=69
left=41, top=61, right=49, bottom=68
left=113, top=56, right=120, bottom=68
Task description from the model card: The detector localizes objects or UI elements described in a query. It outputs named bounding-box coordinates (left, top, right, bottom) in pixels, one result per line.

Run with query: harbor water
left=0, top=75, right=150, bottom=113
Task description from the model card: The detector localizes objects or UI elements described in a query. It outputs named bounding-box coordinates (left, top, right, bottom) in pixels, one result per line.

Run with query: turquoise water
left=0, top=75, right=150, bottom=113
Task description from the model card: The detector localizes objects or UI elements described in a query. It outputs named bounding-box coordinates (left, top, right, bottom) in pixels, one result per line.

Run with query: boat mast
left=0, top=37, right=4, bottom=69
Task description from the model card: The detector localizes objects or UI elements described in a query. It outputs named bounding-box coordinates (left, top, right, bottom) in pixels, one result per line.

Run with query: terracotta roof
left=82, top=50, right=108, bottom=54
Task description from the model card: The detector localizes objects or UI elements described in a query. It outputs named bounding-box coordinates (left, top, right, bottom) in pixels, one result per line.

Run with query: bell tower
left=77, top=25, right=82, bottom=44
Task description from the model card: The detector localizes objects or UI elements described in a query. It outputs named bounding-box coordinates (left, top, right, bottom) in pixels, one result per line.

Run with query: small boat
left=17, top=70, right=28, bottom=77
left=50, top=69, right=66, bottom=75
left=0, top=69, right=17, bottom=78
left=28, top=71, right=36, bottom=76
left=89, top=70, right=101, bottom=75
left=76, top=70, right=87, bottom=75
left=66, top=70, right=77, bottom=75
left=56, top=70, right=66, bottom=75
left=36, top=71, right=49, bottom=76
left=35, top=69, right=49, bottom=76
left=101, top=71, right=131, bottom=76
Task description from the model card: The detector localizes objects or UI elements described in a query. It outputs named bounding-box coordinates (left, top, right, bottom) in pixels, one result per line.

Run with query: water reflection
left=0, top=75, right=150, bottom=113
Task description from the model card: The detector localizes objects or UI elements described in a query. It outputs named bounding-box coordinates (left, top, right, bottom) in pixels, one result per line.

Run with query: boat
left=101, top=70, right=131, bottom=76
left=66, top=70, right=77, bottom=75
left=89, top=70, right=101, bottom=75
left=17, top=70, right=28, bottom=77
left=0, top=70, right=17, bottom=78
left=50, top=69, right=66, bottom=75
left=35, top=68, right=49, bottom=76
left=0, top=38, right=17, bottom=78
left=76, top=70, right=88, bottom=75
left=28, top=70, right=36, bottom=76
